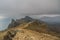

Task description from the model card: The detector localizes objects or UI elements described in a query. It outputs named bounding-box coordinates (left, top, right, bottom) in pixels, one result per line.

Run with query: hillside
left=0, top=16, right=60, bottom=40
left=3, top=28, right=60, bottom=40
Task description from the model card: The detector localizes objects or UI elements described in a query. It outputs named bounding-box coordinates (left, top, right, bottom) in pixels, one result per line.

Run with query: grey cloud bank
left=0, top=0, right=60, bottom=17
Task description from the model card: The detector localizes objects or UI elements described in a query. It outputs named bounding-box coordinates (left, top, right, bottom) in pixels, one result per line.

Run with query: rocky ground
left=4, top=28, right=60, bottom=40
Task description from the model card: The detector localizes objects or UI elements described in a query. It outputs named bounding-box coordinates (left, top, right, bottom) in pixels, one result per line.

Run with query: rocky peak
left=20, top=16, right=33, bottom=22
left=24, top=16, right=33, bottom=20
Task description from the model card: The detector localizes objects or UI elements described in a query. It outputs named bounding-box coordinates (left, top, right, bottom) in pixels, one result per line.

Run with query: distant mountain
left=40, top=16, right=60, bottom=33
left=40, top=16, right=60, bottom=24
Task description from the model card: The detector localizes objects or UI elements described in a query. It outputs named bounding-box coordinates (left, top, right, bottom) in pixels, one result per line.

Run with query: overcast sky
left=0, top=0, right=60, bottom=18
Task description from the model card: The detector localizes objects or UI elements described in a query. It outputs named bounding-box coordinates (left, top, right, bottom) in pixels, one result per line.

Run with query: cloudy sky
left=0, top=0, right=60, bottom=18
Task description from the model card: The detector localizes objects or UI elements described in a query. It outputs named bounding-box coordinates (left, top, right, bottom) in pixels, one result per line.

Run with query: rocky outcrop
left=4, top=30, right=17, bottom=40
left=8, top=16, right=34, bottom=28
left=16, top=16, right=34, bottom=24
left=8, top=19, right=20, bottom=28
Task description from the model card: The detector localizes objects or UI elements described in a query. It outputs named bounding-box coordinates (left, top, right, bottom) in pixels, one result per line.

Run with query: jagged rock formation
left=8, top=19, right=20, bottom=28
left=8, top=16, right=34, bottom=28
left=4, top=30, right=17, bottom=40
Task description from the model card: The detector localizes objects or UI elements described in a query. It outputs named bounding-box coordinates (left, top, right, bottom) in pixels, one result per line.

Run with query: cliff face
left=0, top=16, right=60, bottom=40
left=8, top=19, right=20, bottom=28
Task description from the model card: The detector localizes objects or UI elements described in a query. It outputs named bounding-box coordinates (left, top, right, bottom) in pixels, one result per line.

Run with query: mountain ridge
left=0, top=16, right=60, bottom=40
